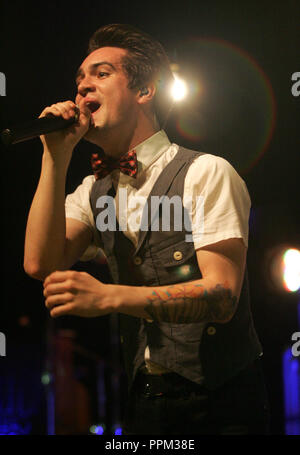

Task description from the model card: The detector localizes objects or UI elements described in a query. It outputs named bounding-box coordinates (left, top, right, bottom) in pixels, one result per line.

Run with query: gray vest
left=90, top=146, right=262, bottom=390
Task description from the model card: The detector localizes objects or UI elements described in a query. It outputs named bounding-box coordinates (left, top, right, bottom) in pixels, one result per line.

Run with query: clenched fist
left=39, top=99, right=92, bottom=159
left=43, top=270, right=116, bottom=318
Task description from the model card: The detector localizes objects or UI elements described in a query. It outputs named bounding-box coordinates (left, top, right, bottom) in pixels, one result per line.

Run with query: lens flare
left=174, top=37, right=276, bottom=174
left=89, top=423, right=105, bottom=435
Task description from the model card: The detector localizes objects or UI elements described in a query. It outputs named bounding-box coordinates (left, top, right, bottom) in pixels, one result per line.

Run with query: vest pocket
left=151, top=239, right=195, bottom=267
left=150, top=239, right=202, bottom=285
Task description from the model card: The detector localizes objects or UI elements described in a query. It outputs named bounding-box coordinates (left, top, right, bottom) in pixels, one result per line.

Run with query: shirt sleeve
left=183, top=154, right=251, bottom=249
left=65, top=175, right=102, bottom=261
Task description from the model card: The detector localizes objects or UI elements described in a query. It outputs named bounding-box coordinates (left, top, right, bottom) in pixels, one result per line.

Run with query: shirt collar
left=133, top=130, right=171, bottom=173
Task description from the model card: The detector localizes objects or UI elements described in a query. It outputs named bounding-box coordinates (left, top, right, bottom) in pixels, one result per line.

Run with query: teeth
left=86, top=101, right=100, bottom=113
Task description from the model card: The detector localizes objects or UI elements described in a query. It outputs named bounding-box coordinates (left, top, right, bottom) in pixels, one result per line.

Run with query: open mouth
left=85, top=101, right=101, bottom=114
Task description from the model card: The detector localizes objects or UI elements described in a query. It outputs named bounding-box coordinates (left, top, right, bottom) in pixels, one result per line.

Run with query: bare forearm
left=116, top=278, right=238, bottom=324
left=42, top=240, right=244, bottom=321
left=24, top=151, right=69, bottom=279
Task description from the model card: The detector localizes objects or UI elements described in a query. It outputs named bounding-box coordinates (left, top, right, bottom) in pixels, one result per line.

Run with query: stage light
left=41, top=372, right=51, bottom=385
left=283, top=249, right=300, bottom=292
left=89, top=423, right=105, bottom=435
left=282, top=347, right=300, bottom=435
left=171, top=74, right=188, bottom=102
left=265, top=245, right=300, bottom=294
left=0, top=422, right=32, bottom=435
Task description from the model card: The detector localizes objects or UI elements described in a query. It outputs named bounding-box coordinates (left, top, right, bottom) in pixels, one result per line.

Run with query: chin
left=83, top=125, right=105, bottom=146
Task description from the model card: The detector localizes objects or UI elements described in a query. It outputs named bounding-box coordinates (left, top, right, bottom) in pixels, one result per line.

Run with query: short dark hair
left=88, top=23, right=174, bottom=126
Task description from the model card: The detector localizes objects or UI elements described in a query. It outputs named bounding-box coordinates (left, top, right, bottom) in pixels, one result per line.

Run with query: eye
left=98, top=71, right=109, bottom=78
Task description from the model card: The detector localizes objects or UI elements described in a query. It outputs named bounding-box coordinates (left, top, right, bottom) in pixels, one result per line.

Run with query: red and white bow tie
left=91, top=149, right=138, bottom=180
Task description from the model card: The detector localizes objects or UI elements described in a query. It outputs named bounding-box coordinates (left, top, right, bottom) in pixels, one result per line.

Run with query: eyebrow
left=75, top=61, right=117, bottom=82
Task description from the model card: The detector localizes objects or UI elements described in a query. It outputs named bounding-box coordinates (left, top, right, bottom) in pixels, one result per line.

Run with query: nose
left=77, top=75, right=96, bottom=97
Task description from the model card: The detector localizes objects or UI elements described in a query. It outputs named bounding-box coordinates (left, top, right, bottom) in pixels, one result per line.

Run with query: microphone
left=1, top=111, right=80, bottom=146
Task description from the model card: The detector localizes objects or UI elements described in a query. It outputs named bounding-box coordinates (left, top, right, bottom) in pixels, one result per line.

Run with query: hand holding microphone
left=1, top=100, right=93, bottom=150
left=38, top=100, right=92, bottom=155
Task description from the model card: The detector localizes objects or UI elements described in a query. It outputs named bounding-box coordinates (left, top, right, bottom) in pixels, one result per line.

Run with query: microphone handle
left=1, top=114, right=78, bottom=146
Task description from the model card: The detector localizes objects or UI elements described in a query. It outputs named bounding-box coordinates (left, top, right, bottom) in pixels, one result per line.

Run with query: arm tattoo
left=144, top=283, right=237, bottom=324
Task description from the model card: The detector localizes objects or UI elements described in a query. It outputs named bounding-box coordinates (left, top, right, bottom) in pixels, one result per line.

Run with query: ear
left=136, top=83, right=156, bottom=105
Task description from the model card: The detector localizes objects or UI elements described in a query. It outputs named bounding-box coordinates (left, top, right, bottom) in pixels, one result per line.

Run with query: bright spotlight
left=283, top=249, right=300, bottom=292
left=264, top=245, right=300, bottom=294
left=171, top=74, right=188, bottom=102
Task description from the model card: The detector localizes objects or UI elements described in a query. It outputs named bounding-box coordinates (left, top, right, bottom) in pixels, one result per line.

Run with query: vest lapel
left=91, top=175, right=116, bottom=256
left=135, top=147, right=188, bottom=256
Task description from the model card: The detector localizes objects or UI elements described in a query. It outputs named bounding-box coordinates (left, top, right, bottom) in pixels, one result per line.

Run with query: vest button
left=133, top=256, right=142, bottom=265
left=173, top=251, right=183, bottom=261
left=207, top=326, right=216, bottom=335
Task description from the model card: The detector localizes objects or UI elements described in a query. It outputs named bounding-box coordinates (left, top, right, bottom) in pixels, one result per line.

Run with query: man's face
left=75, top=47, right=139, bottom=143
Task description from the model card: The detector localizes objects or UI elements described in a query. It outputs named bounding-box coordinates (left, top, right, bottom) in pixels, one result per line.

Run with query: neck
left=86, top=111, right=160, bottom=158
left=103, top=124, right=159, bottom=158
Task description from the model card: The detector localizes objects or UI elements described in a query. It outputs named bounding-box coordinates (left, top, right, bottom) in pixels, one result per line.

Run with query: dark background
left=0, top=0, right=299, bottom=435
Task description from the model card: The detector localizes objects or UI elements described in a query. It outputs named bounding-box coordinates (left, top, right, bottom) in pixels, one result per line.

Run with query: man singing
left=24, top=23, right=269, bottom=434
